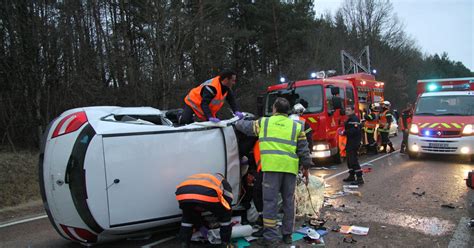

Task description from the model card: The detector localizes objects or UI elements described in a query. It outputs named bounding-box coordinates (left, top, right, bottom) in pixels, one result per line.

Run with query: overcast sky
left=314, top=0, right=474, bottom=71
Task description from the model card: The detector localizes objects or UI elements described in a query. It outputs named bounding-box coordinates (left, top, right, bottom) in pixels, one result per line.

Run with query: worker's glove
left=303, top=168, right=309, bottom=186
left=209, top=117, right=220, bottom=123
left=234, top=111, right=244, bottom=120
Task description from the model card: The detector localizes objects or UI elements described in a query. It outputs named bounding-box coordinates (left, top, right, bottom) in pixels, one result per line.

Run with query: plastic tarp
left=295, top=175, right=325, bottom=217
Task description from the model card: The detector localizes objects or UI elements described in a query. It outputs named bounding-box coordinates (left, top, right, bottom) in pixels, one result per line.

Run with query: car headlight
left=313, top=144, right=329, bottom=151
left=462, top=124, right=473, bottom=135
left=409, top=124, right=419, bottom=134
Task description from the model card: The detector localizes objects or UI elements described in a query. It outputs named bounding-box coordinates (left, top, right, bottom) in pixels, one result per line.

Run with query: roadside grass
left=0, top=150, right=40, bottom=208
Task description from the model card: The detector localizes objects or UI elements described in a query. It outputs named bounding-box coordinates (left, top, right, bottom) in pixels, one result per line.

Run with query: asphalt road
left=1, top=134, right=473, bottom=247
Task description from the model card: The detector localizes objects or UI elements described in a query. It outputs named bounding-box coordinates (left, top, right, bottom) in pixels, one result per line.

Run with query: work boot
left=380, top=145, right=387, bottom=153
left=283, top=234, right=293, bottom=244
left=256, top=215, right=263, bottom=226
left=252, top=228, right=264, bottom=237
left=388, top=143, right=395, bottom=153
left=351, top=176, right=365, bottom=185
left=342, top=174, right=356, bottom=182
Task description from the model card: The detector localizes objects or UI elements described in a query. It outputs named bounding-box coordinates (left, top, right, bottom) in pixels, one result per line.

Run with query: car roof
left=421, top=91, right=474, bottom=97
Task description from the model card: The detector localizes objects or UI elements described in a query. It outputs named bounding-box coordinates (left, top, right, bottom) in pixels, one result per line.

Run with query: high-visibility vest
left=253, top=141, right=262, bottom=172
left=184, top=76, right=228, bottom=120
left=175, top=173, right=233, bottom=210
left=364, top=113, right=377, bottom=133
left=258, top=115, right=302, bottom=175
left=290, top=114, right=312, bottom=134
left=378, top=110, right=391, bottom=132
left=338, top=135, right=346, bottom=157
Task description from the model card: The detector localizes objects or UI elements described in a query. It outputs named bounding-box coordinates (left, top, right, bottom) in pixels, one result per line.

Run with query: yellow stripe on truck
left=420, top=123, right=430, bottom=128
left=441, top=123, right=451, bottom=128
left=429, top=123, right=439, bottom=128
left=451, top=123, right=462, bottom=128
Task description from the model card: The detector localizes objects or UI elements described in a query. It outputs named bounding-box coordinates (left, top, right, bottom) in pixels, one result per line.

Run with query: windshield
left=415, top=95, right=474, bottom=116
left=265, top=85, right=323, bottom=116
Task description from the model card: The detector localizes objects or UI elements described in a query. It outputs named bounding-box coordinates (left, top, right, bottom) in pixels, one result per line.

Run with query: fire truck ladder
left=341, top=46, right=371, bottom=74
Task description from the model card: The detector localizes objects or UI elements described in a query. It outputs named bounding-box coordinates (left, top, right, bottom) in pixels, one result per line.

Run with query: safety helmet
left=383, top=101, right=391, bottom=106
left=293, top=103, right=306, bottom=115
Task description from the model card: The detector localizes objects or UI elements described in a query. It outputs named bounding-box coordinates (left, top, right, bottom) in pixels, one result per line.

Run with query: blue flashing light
left=279, top=77, right=286, bottom=83
left=427, top=84, right=438, bottom=91
left=310, top=72, right=317, bottom=79
left=372, top=69, right=377, bottom=74
left=424, top=130, right=431, bottom=136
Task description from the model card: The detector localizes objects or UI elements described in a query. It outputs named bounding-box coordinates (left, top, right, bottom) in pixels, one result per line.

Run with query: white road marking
left=0, top=215, right=47, bottom=228
left=448, top=217, right=471, bottom=248
left=141, top=236, right=175, bottom=248
left=324, top=151, right=398, bottom=181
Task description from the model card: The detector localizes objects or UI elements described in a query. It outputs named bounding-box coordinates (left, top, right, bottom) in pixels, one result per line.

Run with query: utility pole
left=341, top=46, right=371, bottom=74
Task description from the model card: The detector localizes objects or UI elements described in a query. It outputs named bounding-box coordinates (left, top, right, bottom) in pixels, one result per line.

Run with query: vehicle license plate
left=428, top=143, right=448, bottom=148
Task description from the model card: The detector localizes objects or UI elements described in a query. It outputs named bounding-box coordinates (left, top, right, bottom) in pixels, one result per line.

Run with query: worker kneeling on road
left=234, top=97, right=314, bottom=246
left=175, top=173, right=234, bottom=248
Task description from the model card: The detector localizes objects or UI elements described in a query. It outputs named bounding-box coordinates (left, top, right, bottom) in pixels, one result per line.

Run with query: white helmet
left=293, top=103, right=306, bottom=114
left=383, top=101, right=391, bottom=106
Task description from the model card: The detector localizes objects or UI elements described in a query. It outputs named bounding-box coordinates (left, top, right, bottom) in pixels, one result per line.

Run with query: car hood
left=412, top=115, right=472, bottom=130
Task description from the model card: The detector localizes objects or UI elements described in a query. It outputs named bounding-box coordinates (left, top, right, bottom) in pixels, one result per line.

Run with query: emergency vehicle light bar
left=426, top=83, right=471, bottom=92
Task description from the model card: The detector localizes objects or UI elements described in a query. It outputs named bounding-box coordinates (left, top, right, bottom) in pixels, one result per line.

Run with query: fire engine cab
left=408, top=77, right=474, bottom=161
left=259, top=72, right=384, bottom=163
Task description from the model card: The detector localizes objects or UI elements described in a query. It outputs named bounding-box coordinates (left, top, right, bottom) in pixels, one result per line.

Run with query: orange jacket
left=175, top=173, right=233, bottom=210
left=379, top=110, right=389, bottom=126
left=184, top=76, right=228, bottom=120
left=253, top=141, right=262, bottom=172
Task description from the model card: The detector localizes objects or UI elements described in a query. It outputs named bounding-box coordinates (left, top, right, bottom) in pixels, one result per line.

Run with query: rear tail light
left=59, top=224, right=97, bottom=243
left=52, top=112, right=88, bottom=138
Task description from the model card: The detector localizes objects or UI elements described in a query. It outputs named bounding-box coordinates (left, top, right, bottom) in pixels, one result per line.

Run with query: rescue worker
left=364, top=104, right=378, bottom=154
left=289, top=103, right=314, bottom=152
left=180, top=69, right=243, bottom=125
left=399, top=103, right=413, bottom=153
left=234, top=97, right=314, bottom=246
left=378, top=101, right=395, bottom=153
left=175, top=173, right=234, bottom=248
left=342, top=106, right=364, bottom=185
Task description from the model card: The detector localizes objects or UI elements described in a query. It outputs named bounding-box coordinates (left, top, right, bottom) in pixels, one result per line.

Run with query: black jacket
left=344, top=114, right=361, bottom=151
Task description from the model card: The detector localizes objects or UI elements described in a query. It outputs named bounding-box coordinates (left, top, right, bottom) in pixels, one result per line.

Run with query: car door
left=102, top=127, right=228, bottom=228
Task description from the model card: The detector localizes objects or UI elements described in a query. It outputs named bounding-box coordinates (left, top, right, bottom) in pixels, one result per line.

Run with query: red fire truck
left=259, top=73, right=384, bottom=163
left=408, top=77, right=474, bottom=161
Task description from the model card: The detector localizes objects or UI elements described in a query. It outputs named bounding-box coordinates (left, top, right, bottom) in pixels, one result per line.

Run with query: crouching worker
left=175, top=173, right=234, bottom=248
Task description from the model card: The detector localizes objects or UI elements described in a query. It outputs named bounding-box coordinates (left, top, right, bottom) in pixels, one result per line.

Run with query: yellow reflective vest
left=258, top=115, right=302, bottom=175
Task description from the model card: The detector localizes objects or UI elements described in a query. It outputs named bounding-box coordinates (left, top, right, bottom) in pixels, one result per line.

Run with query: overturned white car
left=39, top=106, right=243, bottom=244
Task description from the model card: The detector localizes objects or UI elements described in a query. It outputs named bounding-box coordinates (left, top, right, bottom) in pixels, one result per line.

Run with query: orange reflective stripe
left=176, top=179, right=223, bottom=195
left=189, top=174, right=222, bottom=186
left=176, top=194, right=220, bottom=203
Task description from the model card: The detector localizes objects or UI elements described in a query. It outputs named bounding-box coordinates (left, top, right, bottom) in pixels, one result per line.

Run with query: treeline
left=1, top=0, right=472, bottom=149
